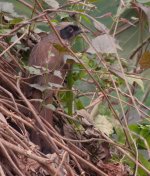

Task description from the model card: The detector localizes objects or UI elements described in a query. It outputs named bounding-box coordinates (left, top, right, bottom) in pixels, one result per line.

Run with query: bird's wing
left=28, top=37, right=64, bottom=71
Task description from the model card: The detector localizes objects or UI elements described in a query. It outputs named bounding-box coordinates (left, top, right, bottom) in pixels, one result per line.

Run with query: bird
left=27, top=23, right=87, bottom=152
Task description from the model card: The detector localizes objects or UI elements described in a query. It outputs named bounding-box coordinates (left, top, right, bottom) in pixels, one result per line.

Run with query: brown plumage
left=28, top=32, right=65, bottom=125
left=27, top=23, right=86, bottom=152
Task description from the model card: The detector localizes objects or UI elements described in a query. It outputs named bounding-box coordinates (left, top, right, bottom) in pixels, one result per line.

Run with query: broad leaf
left=93, top=21, right=109, bottom=33
left=139, top=51, right=150, bottom=69
left=136, top=3, right=150, bottom=32
left=137, top=0, right=150, bottom=3
left=116, top=0, right=132, bottom=17
left=44, top=0, right=59, bottom=8
left=0, top=2, right=19, bottom=17
left=87, top=34, right=121, bottom=54
left=126, top=75, right=144, bottom=91
left=25, top=66, right=42, bottom=75
left=93, top=115, right=114, bottom=135
left=110, top=68, right=144, bottom=91
left=29, top=84, right=49, bottom=92
left=90, top=103, right=114, bottom=135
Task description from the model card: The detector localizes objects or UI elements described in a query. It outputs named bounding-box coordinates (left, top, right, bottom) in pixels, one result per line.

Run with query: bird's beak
left=75, top=28, right=90, bottom=35
left=81, top=28, right=90, bottom=33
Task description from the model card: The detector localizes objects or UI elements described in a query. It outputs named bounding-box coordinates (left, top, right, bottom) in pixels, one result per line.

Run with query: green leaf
left=115, top=126, right=126, bottom=144
left=138, top=153, right=150, bottom=176
left=126, top=75, right=144, bottom=91
left=58, top=12, right=69, bottom=20
left=53, top=43, right=68, bottom=52
left=0, top=28, right=11, bottom=34
left=10, top=17, right=23, bottom=25
left=93, top=115, right=114, bottom=135
left=90, top=103, right=114, bottom=135
left=137, top=0, right=150, bottom=4
left=80, top=14, right=92, bottom=25
left=66, top=70, right=74, bottom=115
left=75, top=99, right=84, bottom=110
left=130, top=123, right=150, bottom=149
left=110, top=68, right=144, bottom=91
left=129, top=124, right=141, bottom=134
left=73, top=36, right=88, bottom=52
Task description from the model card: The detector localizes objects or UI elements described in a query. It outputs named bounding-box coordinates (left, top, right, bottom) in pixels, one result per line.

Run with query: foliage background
left=0, top=0, right=150, bottom=175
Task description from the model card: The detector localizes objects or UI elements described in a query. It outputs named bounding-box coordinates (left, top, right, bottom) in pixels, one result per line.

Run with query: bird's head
left=56, top=23, right=89, bottom=40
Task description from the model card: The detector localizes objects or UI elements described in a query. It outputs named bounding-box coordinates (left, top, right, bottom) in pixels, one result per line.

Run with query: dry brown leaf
left=0, top=113, right=7, bottom=124
left=139, top=51, right=150, bottom=69
left=97, top=162, right=128, bottom=176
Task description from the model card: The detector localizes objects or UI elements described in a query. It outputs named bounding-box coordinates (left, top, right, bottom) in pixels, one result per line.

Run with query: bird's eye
left=67, top=26, right=74, bottom=33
